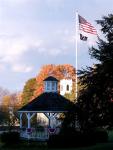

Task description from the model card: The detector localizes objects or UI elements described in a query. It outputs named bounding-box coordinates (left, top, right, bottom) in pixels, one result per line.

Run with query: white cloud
left=0, top=35, right=43, bottom=63
left=0, top=34, right=43, bottom=73
left=12, top=64, right=33, bottom=73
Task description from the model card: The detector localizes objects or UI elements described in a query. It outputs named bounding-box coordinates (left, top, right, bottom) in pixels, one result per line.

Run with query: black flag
left=80, top=34, right=88, bottom=41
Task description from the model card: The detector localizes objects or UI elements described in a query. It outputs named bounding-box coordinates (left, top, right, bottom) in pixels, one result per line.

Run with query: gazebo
left=18, top=76, right=73, bottom=140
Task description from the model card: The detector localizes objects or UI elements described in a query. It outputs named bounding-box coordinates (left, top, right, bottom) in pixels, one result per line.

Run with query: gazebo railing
left=20, top=127, right=48, bottom=141
left=20, top=127, right=60, bottom=141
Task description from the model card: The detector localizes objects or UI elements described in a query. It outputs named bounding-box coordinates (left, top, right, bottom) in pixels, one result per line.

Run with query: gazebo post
left=27, top=112, right=31, bottom=128
left=19, top=113, right=23, bottom=128
left=26, top=112, right=36, bottom=129
left=44, top=112, right=58, bottom=128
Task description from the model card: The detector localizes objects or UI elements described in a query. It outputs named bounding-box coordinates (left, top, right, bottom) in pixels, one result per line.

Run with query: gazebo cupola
left=44, top=76, right=58, bottom=93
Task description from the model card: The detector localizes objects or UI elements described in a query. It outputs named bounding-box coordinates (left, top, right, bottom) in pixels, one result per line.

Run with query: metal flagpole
left=75, top=11, right=78, bottom=100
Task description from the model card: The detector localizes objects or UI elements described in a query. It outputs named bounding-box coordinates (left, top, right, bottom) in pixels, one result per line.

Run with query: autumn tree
left=34, top=64, right=76, bottom=98
left=21, top=64, right=76, bottom=106
left=1, top=92, right=20, bottom=108
left=22, top=78, right=37, bottom=105
left=1, top=92, right=20, bottom=127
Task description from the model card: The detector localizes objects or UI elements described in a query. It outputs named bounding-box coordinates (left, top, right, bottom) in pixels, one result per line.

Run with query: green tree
left=22, top=78, right=37, bottom=105
left=62, top=14, right=113, bottom=131
left=78, top=14, right=113, bottom=129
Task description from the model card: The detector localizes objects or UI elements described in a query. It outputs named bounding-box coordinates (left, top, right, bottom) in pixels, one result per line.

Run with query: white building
left=60, top=79, right=72, bottom=96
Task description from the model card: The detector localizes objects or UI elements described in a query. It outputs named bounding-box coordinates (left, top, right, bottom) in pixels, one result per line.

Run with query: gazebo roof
left=43, top=76, right=59, bottom=82
left=18, top=92, right=73, bottom=112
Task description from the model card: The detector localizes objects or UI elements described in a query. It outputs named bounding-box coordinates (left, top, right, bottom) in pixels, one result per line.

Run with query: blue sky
left=0, top=0, right=113, bottom=92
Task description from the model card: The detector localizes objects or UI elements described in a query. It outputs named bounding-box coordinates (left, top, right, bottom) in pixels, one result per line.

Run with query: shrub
left=47, top=127, right=108, bottom=148
left=47, top=131, right=95, bottom=148
left=1, top=131, right=20, bottom=145
left=93, top=129, right=108, bottom=143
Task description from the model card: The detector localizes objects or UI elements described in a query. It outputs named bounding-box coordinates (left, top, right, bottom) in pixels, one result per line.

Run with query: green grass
left=0, top=142, right=113, bottom=150
left=108, top=130, right=113, bottom=142
left=74, top=143, right=113, bottom=150
left=0, top=144, right=113, bottom=150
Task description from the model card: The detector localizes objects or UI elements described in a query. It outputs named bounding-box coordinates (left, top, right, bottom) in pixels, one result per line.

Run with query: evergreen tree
left=61, top=14, right=113, bottom=132
left=78, top=14, right=113, bottom=128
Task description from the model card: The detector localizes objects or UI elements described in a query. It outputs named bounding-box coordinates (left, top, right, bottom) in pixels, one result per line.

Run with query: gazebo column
left=19, top=113, right=23, bottom=128
left=44, top=113, right=58, bottom=128
left=27, top=113, right=31, bottom=128
left=26, top=112, right=36, bottom=129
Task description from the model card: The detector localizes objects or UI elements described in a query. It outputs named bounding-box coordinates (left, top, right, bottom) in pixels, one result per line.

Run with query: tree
left=1, top=92, right=20, bottom=108
left=22, top=78, right=37, bottom=105
left=34, top=64, right=76, bottom=98
left=2, top=95, right=11, bottom=107
left=1, top=92, right=20, bottom=127
left=61, top=14, right=113, bottom=131
left=21, top=64, right=76, bottom=106
left=77, top=14, right=113, bottom=128
left=0, top=87, right=10, bottom=103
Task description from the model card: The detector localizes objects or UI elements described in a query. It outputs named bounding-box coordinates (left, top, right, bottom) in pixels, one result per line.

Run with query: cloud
left=0, top=34, right=43, bottom=73
left=12, top=64, right=33, bottom=73
left=0, top=34, right=42, bottom=62
left=0, top=30, right=73, bottom=72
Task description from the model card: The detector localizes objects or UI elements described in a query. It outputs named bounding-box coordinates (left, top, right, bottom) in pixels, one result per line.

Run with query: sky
left=0, top=0, right=113, bottom=92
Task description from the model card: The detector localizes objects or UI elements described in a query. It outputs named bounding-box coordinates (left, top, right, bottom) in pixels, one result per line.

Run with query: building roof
left=18, top=92, right=73, bottom=112
left=43, top=76, right=59, bottom=82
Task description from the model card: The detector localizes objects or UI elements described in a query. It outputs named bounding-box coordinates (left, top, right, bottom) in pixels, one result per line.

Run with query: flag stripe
left=79, top=15, right=97, bottom=35
left=80, top=26, right=97, bottom=34
left=80, top=24, right=97, bottom=34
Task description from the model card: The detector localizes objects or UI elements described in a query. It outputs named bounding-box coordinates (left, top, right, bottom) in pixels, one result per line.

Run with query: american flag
left=78, top=15, right=97, bottom=35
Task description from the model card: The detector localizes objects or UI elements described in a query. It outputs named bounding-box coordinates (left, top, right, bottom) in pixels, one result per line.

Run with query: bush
left=47, top=127, right=108, bottom=148
left=47, top=131, right=95, bottom=148
left=93, top=129, right=108, bottom=143
left=1, top=131, right=20, bottom=145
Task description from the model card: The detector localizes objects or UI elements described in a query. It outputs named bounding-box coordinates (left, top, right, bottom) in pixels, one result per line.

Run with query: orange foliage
left=34, top=64, right=76, bottom=97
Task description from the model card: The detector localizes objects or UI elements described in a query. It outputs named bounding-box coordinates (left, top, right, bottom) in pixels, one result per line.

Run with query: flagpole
left=75, top=11, right=78, bottom=100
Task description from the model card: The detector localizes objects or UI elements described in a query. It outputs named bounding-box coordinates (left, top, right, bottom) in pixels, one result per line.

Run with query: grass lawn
left=0, top=142, right=113, bottom=150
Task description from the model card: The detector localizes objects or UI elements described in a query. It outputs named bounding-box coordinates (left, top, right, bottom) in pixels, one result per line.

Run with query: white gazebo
left=18, top=76, right=73, bottom=141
